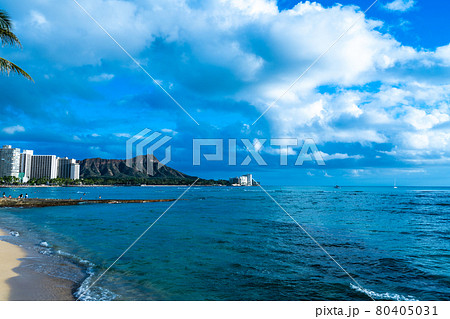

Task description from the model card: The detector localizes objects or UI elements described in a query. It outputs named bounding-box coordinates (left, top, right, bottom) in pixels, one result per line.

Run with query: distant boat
left=394, top=179, right=398, bottom=189
left=334, top=185, right=341, bottom=189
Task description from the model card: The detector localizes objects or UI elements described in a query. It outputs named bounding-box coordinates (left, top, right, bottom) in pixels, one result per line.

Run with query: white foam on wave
left=55, top=249, right=95, bottom=267
left=74, top=267, right=118, bottom=301
left=350, top=284, right=418, bottom=301
left=39, top=241, right=50, bottom=247
left=54, top=249, right=117, bottom=301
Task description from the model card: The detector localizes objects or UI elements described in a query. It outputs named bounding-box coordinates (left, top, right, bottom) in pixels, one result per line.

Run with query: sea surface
left=0, top=185, right=449, bottom=301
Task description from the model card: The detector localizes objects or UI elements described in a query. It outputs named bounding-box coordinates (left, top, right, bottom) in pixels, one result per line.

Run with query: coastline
left=0, top=228, right=76, bottom=301
left=0, top=184, right=226, bottom=188
left=0, top=229, right=25, bottom=300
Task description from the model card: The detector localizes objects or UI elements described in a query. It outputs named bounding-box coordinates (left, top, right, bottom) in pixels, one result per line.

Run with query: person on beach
left=25, top=193, right=28, bottom=199
left=8, top=195, right=12, bottom=198
left=18, top=194, right=23, bottom=199
left=2, top=192, right=5, bottom=198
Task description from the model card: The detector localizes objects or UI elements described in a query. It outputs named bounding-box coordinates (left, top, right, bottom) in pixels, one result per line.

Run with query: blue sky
left=1, top=0, right=450, bottom=185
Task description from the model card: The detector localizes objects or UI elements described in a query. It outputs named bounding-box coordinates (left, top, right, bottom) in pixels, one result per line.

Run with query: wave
left=74, top=267, right=118, bottom=301
left=40, top=244, right=117, bottom=301
left=39, top=241, right=50, bottom=247
left=52, top=249, right=116, bottom=300
left=350, top=284, right=418, bottom=301
left=55, top=249, right=95, bottom=268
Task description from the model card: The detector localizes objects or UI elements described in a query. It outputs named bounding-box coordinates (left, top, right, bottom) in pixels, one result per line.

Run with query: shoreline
left=0, top=184, right=229, bottom=188
left=0, top=228, right=77, bottom=301
left=0, top=229, right=26, bottom=301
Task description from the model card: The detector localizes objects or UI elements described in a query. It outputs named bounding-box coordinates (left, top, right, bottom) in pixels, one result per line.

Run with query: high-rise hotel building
left=31, top=155, right=58, bottom=179
left=57, top=157, right=80, bottom=180
left=19, top=149, right=34, bottom=183
left=0, top=145, right=20, bottom=178
left=0, top=145, right=80, bottom=181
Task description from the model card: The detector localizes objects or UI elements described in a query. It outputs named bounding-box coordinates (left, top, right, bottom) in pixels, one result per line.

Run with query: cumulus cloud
left=30, top=10, right=49, bottom=28
left=317, top=152, right=364, bottom=161
left=2, top=125, right=25, bottom=135
left=88, top=73, right=115, bottom=82
left=1, top=0, right=449, bottom=169
left=384, top=0, right=416, bottom=12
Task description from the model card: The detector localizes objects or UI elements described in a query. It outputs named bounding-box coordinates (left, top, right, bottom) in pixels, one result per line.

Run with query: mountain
left=79, top=155, right=195, bottom=180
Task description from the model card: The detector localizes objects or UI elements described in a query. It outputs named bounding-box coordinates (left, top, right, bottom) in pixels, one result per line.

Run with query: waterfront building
left=70, top=162, right=80, bottom=180
left=30, top=155, right=58, bottom=179
left=229, top=174, right=253, bottom=186
left=0, top=145, right=21, bottom=178
left=1, top=144, right=80, bottom=181
left=19, top=150, right=34, bottom=183
left=244, top=174, right=253, bottom=186
left=57, top=157, right=80, bottom=180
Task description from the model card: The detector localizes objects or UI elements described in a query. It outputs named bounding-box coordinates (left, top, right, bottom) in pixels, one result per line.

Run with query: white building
left=230, top=174, right=253, bottom=186
left=1, top=144, right=81, bottom=182
left=31, top=155, right=57, bottom=179
left=70, top=162, right=80, bottom=180
left=0, top=145, right=21, bottom=178
left=19, top=150, right=34, bottom=183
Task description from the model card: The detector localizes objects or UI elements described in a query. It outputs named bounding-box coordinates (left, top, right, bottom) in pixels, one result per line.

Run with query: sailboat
left=394, top=179, right=398, bottom=189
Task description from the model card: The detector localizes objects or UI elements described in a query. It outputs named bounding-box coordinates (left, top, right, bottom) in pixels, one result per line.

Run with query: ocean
left=0, top=185, right=449, bottom=301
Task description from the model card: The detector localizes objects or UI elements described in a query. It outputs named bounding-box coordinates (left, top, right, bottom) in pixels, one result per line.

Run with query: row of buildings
left=0, top=145, right=80, bottom=182
left=229, top=174, right=253, bottom=186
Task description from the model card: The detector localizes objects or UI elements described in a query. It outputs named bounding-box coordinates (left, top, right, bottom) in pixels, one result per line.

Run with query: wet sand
left=0, top=229, right=76, bottom=301
left=7, top=257, right=77, bottom=301
left=0, top=229, right=26, bottom=300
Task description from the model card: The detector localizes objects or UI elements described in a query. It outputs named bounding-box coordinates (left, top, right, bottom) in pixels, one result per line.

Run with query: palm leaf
left=0, top=27, right=21, bottom=47
left=0, top=57, right=33, bottom=81
left=0, top=10, right=12, bottom=31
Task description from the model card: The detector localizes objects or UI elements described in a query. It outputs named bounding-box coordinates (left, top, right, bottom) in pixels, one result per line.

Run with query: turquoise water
left=0, top=186, right=449, bottom=300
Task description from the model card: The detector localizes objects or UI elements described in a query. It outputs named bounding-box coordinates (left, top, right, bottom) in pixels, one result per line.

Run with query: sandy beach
left=0, top=229, right=76, bottom=301
left=0, top=229, right=26, bottom=300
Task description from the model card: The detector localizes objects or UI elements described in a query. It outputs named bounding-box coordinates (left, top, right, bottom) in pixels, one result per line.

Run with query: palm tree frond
left=0, top=10, right=12, bottom=31
left=0, top=57, right=33, bottom=82
left=0, top=27, right=21, bottom=47
left=0, top=9, right=33, bottom=82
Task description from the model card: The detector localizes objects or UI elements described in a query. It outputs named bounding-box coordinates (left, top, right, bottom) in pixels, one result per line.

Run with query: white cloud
left=2, top=125, right=25, bottom=135
left=30, top=10, right=49, bottom=27
left=264, top=145, right=296, bottom=156
left=161, top=128, right=178, bottom=135
left=4, top=0, right=450, bottom=165
left=114, top=133, right=131, bottom=138
left=384, top=0, right=415, bottom=12
left=317, top=152, right=363, bottom=161
left=88, top=73, right=115, bottom=82
left=403, top=107, right=450, bottom=130
left=401, top=131, right=450, bottom=151
left=436, top=44, right=450, bottom=66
